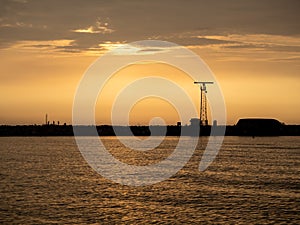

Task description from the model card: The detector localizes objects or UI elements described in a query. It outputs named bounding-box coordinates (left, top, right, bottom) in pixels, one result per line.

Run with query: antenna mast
left=194, top=81, right=213, bottom=126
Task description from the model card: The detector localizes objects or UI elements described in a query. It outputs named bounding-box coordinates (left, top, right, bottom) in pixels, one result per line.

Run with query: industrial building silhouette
left=0, top=118, right=299, bottom=136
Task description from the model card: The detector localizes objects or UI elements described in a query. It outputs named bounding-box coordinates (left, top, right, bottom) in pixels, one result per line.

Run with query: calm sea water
left=0, top=136, right=299, bottom=224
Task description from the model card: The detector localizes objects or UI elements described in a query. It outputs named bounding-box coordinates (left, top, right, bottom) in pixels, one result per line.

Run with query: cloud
left=198, top=34, right=300, bottom=52
left=72, top=19, right=114, bottom=34
left=97, top=42, right=172, bottom=56
left=0, top=21, right=33, bottom=28
left=150, top=34, right=238, bottom=47
left=0, top=0, right=299, bottom=56
left=7, top=39, right=75, bottom=55
left=163, top=33, right=299, bottom=63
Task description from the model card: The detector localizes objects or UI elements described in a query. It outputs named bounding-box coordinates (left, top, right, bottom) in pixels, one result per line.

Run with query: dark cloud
left=268, top=45, right=300, bottom=53
left=161, top=36, right=238, bottom=47
left=222, top=43, right=266, bottom=49
left=220, top=40, right=300, bottom=53
left=0, top=0, right=299, bottom=52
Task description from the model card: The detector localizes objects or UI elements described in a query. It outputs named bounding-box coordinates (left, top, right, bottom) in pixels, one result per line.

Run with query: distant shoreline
left=1, top=124, right=300, bottom=136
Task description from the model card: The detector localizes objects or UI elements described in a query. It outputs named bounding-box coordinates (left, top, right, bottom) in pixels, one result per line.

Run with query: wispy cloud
left=197, top=34, right=300, bottom=50
left=72, top=19, right=114, bottom=34
left=183, top=34, right=300, bottom=63
left=0, top=22, right=32, bottom=28
left=8, top=39, right=75, bottom=55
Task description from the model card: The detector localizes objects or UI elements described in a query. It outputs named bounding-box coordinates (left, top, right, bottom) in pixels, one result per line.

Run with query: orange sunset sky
left=1, top=0, right=299, bottom=125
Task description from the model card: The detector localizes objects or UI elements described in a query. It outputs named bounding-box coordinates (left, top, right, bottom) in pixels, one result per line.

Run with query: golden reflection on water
left=0, top=136, right=299, bottom=224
